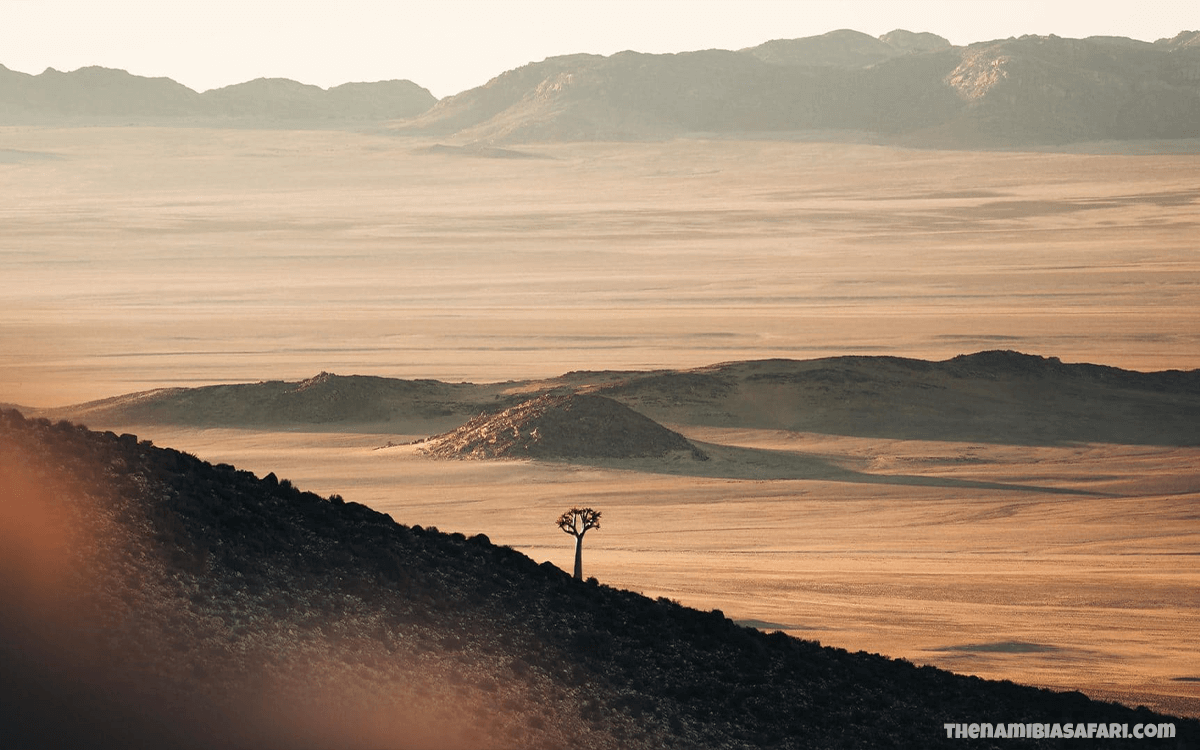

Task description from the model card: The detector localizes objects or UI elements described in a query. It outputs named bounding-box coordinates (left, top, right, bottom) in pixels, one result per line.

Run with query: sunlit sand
left=2, top=128, right=1198, bottom=406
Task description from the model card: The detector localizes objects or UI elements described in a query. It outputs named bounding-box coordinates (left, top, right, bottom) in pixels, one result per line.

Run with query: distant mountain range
left=4, top=28, right=1200, bottom=146
left=400, top=29, right=1200, bottom=146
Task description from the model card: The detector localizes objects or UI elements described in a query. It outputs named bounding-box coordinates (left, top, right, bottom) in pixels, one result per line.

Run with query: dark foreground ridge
left=2, top=409, right=1195, bottom=749
left=422, top=393, right=709, bottom=460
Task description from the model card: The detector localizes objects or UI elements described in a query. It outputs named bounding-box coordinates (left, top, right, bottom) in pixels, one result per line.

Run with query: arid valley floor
left=5, top=128, right=1200, bottom=405
left=3, top=127, right=1199, bottom=719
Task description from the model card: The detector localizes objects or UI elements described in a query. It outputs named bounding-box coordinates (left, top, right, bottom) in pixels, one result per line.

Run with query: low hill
left=596, top=351, right=1200, bottom=446
left=0, top=64, right=436, bottom=126
left=3, top=408, right=1195, bottom=749
left=53, top=371, right=501, bottom=432
left=200, top=77, right=435, bottom=122
left=49, top=352, right=1200, bottom=447
left=422, top=392, right=708, bottom=460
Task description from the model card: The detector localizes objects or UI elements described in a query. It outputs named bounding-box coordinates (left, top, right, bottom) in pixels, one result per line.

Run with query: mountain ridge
left=395, top=29, right=1200, bottom=146
left=3, top=28, right=1199, bottom=145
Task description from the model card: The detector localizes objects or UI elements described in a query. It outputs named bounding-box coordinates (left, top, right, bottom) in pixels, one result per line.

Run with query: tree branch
left=556, top=507, right=601, bottom=537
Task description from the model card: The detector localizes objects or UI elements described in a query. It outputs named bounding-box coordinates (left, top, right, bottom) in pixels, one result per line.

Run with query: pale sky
left=1, top=1, right=1195, bottom=98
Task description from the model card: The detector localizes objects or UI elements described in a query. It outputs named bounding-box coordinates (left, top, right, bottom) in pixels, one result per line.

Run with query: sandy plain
left=2, top=127, right=1199, bottom=406
left=2, top=127, right=1198, bottom=715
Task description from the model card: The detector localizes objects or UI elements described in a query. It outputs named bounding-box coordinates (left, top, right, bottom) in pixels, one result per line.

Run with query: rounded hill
left=422, top=392, right=708, bottom=460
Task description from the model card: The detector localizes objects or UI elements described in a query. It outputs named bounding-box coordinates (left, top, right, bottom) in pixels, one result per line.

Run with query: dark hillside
left=1, top=410, right=1196, bottom=749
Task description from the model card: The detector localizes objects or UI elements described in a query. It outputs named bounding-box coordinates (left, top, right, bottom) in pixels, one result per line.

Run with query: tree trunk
left=573, top=534, right=583, bottom=580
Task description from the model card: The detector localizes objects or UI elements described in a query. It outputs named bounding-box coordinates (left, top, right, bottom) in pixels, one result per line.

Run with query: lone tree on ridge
left=557, top=507, right=601, bottom=580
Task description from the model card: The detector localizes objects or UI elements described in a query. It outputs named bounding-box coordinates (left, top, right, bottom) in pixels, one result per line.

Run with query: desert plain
left=2, top=126, right=1198, bottom=716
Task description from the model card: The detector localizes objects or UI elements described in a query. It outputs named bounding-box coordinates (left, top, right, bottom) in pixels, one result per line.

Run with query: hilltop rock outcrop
left=422, top=392, right=708, bottom=460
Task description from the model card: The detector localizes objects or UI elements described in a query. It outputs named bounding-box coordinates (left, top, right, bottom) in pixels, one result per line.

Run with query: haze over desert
left=3, top=20, right=1200, bottom=747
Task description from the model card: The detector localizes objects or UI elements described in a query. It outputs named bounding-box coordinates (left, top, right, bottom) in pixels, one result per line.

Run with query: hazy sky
left=1, top=1, right=1196, bottom=98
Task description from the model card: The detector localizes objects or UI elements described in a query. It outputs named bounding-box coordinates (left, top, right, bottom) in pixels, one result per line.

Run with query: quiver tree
left=556, top=507, right=601, bottom=580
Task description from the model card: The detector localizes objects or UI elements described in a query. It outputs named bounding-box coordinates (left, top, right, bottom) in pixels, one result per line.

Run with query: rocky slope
left=3, top=409, right=1196, bottom=749
left=395, top=44, right=959, bottom=143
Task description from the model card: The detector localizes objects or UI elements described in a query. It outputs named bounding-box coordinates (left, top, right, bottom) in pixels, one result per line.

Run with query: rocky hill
left=929, top=32, right=1200, bottom=145
left=3, top=408, right=1196, bottom=749
left=0, top=64, right=435, bottom=126
left=421, top=393, right=708, bottom=460
left=397, top=29, right=1200, bottom=146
